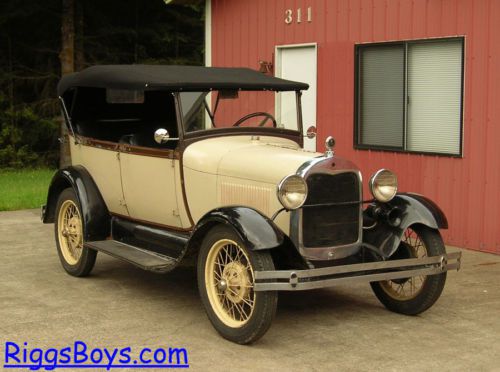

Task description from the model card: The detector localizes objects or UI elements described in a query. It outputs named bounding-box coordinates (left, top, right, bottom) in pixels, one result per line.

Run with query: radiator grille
left=302, top=172, right=360, bottom=247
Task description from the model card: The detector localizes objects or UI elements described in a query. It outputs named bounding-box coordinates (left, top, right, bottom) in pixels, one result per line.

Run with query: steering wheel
left=232, top=112, right=277, bottom=128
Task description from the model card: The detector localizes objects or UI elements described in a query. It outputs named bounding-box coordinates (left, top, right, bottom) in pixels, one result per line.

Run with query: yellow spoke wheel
left=379, top=228, right=428, bottom=301
left=371, top=225, right=447, bottom=315
left=55, top=188, right=97, bottom=277
left=57, top=199, right=84, bottom=265
left=205, top=239, right=255, bottom=328
left=198, top=225, right=277, bottom=344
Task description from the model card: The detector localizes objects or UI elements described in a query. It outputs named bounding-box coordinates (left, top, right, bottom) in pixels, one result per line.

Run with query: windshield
left=179, top=90, right=301, bottom=134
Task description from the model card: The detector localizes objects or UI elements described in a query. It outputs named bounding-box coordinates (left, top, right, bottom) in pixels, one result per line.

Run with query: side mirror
left=154, top=128, right=171, bottom=144
left=306, top=125, right=317, bottom=139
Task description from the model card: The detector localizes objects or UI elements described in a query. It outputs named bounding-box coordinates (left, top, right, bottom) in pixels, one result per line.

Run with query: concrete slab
left=1, top=209, right=499, bottom=371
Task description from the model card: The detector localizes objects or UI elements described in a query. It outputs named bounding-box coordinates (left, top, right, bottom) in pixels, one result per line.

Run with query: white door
left=276, top=44, right=317, bottom=151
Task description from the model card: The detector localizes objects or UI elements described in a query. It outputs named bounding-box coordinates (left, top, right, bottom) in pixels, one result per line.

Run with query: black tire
left=54, top=188, right=97, bottom=277
left=370, top=225, right=447, bottom=315
left=197, top=225, right=278, bottom=344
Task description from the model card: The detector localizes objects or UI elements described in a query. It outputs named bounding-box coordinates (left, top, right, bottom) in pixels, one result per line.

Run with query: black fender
left=42, top=165, right=110, bottom=241
left=188, top=206, right=285, bottom=252
left=363, top=193, right=448, bottom=258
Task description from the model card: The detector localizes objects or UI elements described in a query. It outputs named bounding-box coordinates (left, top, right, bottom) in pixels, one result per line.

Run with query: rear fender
left=42, top=166, right=110, bottom=241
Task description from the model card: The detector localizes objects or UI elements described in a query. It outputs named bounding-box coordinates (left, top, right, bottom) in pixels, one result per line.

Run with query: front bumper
left=254, top=252, right=461, bottom=291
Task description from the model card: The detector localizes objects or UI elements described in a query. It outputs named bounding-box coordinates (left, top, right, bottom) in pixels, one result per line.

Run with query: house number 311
left=285, top=7, right=312, bottom=24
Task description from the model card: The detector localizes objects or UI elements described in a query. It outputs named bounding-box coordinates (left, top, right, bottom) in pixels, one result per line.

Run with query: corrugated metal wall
left=210, top=0, right=500, bottom=254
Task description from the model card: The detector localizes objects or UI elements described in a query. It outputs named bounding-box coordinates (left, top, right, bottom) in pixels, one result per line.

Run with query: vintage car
left=42, top=65, right=461, bottom=344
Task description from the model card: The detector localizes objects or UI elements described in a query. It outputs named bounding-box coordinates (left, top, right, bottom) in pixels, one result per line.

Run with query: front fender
left=363, top=193, right=448, bottom=258
left=190, top=207, right=285, bottom=251
left=42, top=165, right=110, bottom=241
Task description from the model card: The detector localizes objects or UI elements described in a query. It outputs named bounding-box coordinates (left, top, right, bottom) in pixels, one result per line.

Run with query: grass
left=0, top=168, right=56, bottom=211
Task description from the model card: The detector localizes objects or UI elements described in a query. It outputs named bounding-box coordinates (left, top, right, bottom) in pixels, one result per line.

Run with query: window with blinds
left=355, top=38, right=464, bottom=156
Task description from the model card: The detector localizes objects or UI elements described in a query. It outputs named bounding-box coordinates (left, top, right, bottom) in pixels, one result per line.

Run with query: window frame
left=353, top=37, right=465, bottom=158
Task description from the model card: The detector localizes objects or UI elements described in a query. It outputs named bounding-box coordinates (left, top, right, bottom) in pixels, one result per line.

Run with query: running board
left=254, top=252, right=462, bottom=291
left=84, top=240, right=178, bottom=273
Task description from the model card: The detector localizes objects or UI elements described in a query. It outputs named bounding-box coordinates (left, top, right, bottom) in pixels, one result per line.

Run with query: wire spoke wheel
left=370, top=225, right=447, bottom=315
left=379, top=228, right=427, bottom=300
left=205, top=239, right=256, bottom=328
left=198, top=225, right=277, bottom=344
left=57, top=199, right=83, bottom=265
left=54, top=188, right=97, bottom=277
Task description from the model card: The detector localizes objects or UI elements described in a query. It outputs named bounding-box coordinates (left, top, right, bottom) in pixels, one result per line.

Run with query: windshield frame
left=174, top=90, right=304, bottom=145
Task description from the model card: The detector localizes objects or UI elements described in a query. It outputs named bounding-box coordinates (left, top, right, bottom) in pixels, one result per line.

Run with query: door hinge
left=172, top=209, right=180, bottom=217
left=119, top=199, right=127, bottom=207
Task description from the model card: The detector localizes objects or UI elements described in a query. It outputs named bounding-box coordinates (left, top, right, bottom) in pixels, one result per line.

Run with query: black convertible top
left=57, top=65, right=309, bottom=96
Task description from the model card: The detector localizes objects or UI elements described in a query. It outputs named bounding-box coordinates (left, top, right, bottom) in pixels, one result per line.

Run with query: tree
left=0, top=0, right=204, bottom=169
left=0, top=0, right=61, bottom=168
left=59, top=0, right=75, bottom=168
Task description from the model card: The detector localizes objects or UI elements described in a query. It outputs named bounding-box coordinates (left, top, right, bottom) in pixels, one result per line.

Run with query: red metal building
left=204, top=0, right=500, bottom=254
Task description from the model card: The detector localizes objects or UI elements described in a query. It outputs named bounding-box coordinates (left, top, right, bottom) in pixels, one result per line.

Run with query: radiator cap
left=325, top=136, right=335, bottom=157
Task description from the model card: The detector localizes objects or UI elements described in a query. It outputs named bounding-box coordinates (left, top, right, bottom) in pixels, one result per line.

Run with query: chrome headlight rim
left=369, top=169, right=398, bottom=203
left=277, top=174, right=308, bottom=210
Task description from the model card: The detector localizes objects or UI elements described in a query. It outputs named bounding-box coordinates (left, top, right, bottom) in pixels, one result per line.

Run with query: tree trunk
left=7, top=35, right=14, bottom=113
left=59, top=0, right=75, bottom=168
left=75, top=0, right=85, bottom=71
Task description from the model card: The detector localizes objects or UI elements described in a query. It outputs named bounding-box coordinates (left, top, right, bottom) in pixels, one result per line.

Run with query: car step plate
left=84, top=240, right=178, bottom=273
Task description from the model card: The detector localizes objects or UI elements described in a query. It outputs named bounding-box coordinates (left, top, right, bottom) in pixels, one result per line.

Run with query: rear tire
left=54, top=188, right=97, bottom=277
left=197, top=225, right=278, bottom=344
left=370, top=225, right=447, bottom=315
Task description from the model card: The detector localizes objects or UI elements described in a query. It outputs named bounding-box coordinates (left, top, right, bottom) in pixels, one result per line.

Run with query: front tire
left=54, top=188, right=97, bottom=277
left=197, top=225, right=278, bottom=344
left=371, top=225, right=447, bottom=315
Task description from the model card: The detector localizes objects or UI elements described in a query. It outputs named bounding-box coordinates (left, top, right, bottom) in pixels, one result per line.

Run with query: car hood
left=183, top=135, right=320, bottom=184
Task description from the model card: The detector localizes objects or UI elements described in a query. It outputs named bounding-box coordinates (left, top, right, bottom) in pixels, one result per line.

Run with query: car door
left=119, top=146, right=184, bottom=228
left=70, top=140, right=129, bottom=216
left=116, top=90, right=192, bottom=229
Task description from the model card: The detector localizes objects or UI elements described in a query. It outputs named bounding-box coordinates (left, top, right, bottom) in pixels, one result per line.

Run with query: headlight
left=369, top=169, right=398, bottom=202
left=277, top=175, right=308, bottom=210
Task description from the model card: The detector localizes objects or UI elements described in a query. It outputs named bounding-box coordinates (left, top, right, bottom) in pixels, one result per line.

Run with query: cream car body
left=183, top=135, right=320, bottom=233
left=43, top=65, right=461, bottom=345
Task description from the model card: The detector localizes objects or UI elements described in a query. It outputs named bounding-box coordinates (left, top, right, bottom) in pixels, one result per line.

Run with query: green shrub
left=0, top=93, right=59, bottom=168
